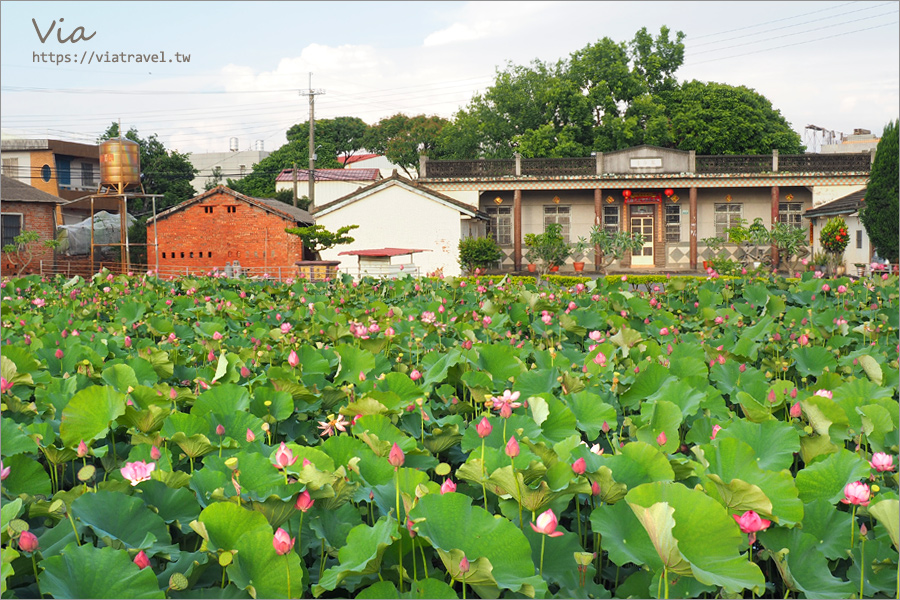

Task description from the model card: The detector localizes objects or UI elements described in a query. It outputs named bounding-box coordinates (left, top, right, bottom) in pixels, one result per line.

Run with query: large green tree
left=860, top=120, right=899, bottom=261
left=437, top=26, right=803, bottom=158
left=363, top=113, right=449, bottom=177
left=227, top=137, right=340, bottom=199
left=286, top=116, right=369, bottom=166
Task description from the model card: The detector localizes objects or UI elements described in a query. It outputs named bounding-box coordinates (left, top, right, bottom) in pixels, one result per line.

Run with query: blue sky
left=2, top=1, right=898, bottom=154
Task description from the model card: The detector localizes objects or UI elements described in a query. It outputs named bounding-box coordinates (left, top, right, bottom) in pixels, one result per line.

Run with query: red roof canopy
left=338, top=248, right=431, bottom=257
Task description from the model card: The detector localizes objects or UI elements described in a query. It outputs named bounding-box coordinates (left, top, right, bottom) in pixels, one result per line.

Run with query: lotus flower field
left=1, top=269, right=898, bottom=599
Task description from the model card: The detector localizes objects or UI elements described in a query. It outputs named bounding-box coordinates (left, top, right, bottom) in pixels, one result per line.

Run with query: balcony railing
left=423, top=153, right=870, bottom=178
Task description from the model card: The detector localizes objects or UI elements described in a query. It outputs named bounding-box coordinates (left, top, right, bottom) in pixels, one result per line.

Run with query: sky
left=1, top=1, right=898, bottom=156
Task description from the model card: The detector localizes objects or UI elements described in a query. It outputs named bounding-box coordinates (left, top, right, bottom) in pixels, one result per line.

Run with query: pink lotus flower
left=441, top=478, right=457, bottom=494
left=216, top=424, right=225, bottom=436
left=593, top=352, right=607, bottom=367
left=133, top=550, right=151, bottom=570
left=656, top=431, right=667, bottom=446
left=530, top=509, right=564, bottom=537
left=0, top=377, right=12, bottom=394
left=213, top=331, right=223, bottom=340
left=589, top=330, right=602, bottom=341
left=798, top=334, right=809, bottom=346
left=659, top=327, right=669, bottom=336
left=280, top=322, right=292, bottom=334
left=476, top=416, right=493, bottom=438
left=124, top=336, right=132, bottom=348
left=410, top=370, right=421, bottom=381
left=295, top=490, right=315, bottom=512
left=0, top=460, right=9, bottom=480
left=150, top=446, right=161, bottom=460
left=240, top=366, right=251, bottom=378
left=789, top=402, right=802, bottom=418
left=18, top=530, right=39, bottom=553
left=55, top=349, right=64, bottom=359
left=710, top=424, right=722, bottom=440
left=459, top=555, right=470, bottom=573
left=591, top=480, right=601, bottom=496
left=288, top=350, right=300, bottom=368
left=274, top=442, right=298, bottom=469
left=732, top=510, right=771, bottom=543
left=572, top=458, right=586, bottom=475
left=388, top=443, right=405, bottom=468
left=814, top=389, right=833, bottom=399
left=77, top=440, right=88, bottom=457
left=822, top=284, right=831, bottom=292
left=870, top=452, right=895, bottom=472
left=272, top=527, right=295, bottom=555
left=246, top=428, right=256, bottom=442
left=505, top=436, right=520, bottom=458
left=837, top=285, right=847, bottom=294
left=121, top=461, right=156, bottom=486
left=841, top=481, right=871, bottom=506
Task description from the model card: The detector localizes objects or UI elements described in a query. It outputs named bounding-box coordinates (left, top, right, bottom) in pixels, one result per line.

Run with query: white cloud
left=423, top=1, right=557, bottom=47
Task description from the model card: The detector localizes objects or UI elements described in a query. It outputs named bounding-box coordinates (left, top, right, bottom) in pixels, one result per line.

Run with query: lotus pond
left=0, top=270, right=898, bottom=599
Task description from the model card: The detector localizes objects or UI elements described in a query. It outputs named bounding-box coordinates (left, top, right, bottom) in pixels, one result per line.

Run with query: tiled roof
left=337, top=154, right=381, bottom=165
left=338, top=248, right=430, bottom=257
left=0, top=175, right=65, bottom=204
left=804, top=189, right=866, bottom=218
left=148, top=186, right=314, bottom=225
left=275, top=168, right=381, bottom=182
left=312, top=172, right=487, bottom=220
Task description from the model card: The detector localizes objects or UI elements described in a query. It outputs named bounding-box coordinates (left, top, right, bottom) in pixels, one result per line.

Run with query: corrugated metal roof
left=275, top=168, right=381, bottom=182
left=337, top=154, right=381, bottom=165
left=338, top=248, right=431, bottom=257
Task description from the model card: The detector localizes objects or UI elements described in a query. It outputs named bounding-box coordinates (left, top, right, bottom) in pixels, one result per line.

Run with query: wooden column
left=689, top=187, right=698, bottom=270
left=771, top=185, right=780, bottom=268
left=594, top=188, right=602, bottom=271
left=513, top=189, right=522, bottom=271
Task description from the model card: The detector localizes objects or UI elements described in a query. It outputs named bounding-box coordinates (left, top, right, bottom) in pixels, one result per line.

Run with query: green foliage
left=589, top=226, right=644, bottom=273
left=363, top=113, right=449, bottom=177
left=458, top=237, right=502, bottom=274
left=771, top=221, right=809, bottom=272
left=287, top=116, right=369, bottom=166
left=860, top=120, right=899, bottom=261
left=524, top=222, right=570, bottom=273
left=1, top=230, right=59, bottom=276
left=284, top=224, right=358, bottom=257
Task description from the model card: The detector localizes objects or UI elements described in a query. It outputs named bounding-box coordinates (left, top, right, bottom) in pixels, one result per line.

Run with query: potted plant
left=588, top=227, right=645, bottom=274
left=820, top=216, right=849, bottom=276
left=524, top=247, right=538, bottom=272
left=285, top=223, right=359, bottom=280
left=524, top=223, right=570, bottom=277
left=700, top=236, right=726, bottom=270
left=570, top=236, right=592, bottom=272
left=770, top=221, right=809, bottom=275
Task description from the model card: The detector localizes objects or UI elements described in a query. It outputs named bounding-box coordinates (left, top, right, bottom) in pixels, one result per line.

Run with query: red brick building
left=1, top=175, right=65, bottom=275
left=146, top=186, right=314, bottom=275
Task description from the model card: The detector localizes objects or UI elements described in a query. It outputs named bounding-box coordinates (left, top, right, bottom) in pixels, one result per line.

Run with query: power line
left=688, top=0, right=861, bottom=40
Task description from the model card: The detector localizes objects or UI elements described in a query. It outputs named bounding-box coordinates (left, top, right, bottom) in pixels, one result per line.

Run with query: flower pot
left=549, top=265, right=560, bottom=273
left=573, top=261, right=585, bottom=272
left=527, top=263, right=537, bottom=273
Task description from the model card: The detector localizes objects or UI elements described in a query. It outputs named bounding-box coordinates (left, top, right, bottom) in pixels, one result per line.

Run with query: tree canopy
left=435, top=26, right=804, bottom=158
left=363, top=114, right=449, bottom=177
left=860, top=120, right=898, bottom=261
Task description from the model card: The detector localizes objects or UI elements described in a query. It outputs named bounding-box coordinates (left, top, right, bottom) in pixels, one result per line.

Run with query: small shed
left=338, top=247, right=431, bottom=278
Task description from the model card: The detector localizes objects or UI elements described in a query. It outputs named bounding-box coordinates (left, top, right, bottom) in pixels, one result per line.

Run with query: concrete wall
left=0, top=201, right=57, bottom=274
left=810, top=214, right=870, bottom=268
left=316, top=185, right=467, bottom=277
left=147, top=191, right=305, bottom=274
left=602, top=146, right=691, bottom=174
left=189, top=150, right=269, bottom=194
left=0, top=151, right=32, bottom=183
left=811, top=185, right=866, bottom=208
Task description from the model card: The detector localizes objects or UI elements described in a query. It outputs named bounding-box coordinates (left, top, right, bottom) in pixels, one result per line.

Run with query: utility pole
left=292, top=162, right=298, bottom=207
left=299, top=73, right=325, bottom=209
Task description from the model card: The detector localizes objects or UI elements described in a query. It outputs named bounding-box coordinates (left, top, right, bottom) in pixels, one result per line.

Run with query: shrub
left=458, top=237, right=503, bottom=275
left=820, top=217, right=849, bottom=255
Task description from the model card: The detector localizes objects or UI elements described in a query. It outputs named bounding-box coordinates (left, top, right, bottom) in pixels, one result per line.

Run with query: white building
left=188, top=148, right=270, bottom=194
left=312, top=174, right=488, bottom=277
left=339, top=153, right=410, bottom=178
left=804, top=189, right=871, bottom=271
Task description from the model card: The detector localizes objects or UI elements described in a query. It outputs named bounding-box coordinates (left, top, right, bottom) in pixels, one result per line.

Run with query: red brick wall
left=1, top=201, right=57, bottom=274
left=147, top=192, right=306, bottom=273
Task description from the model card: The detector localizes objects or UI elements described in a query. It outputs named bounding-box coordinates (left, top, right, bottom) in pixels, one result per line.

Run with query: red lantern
left=622, top=190, right=632, bottom=199
left=664, top=188, right=674, bottom=197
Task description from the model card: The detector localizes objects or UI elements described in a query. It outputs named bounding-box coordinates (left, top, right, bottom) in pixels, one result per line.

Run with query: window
left=603, top=205, right=620, bottom=234
left=81, top=163, right=95, bottom=187
left=56, top=157, right=71, bottom=186
left=856, top=230, right=863, bottom=249
left=485, top=206, right=512, bottom=246
left=543, top=205, right=571, bottom=242
left=778, top=202, right=802, bottom=229
left=203, top=206, right=213, bottom=214
left=41, top=164, right=52, bottom=182
left=2, top=214, right=23, bottom=247
left=190, top=252, right=194, bottom=258
left=162, top=252, right=166, bottom=259
left=181, top=252, right=185, bottom=258
left=715, top=203, right=743, bottom=239
left=665, top=205, right=681, bottom=242
left=227, top=206, right=236, bottom=214
left=1, top=158, right=19, bottom=178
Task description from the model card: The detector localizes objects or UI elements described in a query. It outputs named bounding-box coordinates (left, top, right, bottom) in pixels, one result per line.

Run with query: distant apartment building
left=188, top=138, right=269, bottom=194
left=1, top=138, right=100, bottom=201
left=820, top=128, right=880, bottom=154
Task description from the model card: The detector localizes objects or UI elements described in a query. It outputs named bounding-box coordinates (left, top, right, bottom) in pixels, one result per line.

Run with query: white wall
left=812, top=185, right=865, bottom=208
left=811, top=214, right=870, bottom=267
left=275, top=180, right=374, bottom=207
left=316, top=185, right=468, bottom=277
left=1, top=151, right=31, bottom=182
left=346, top=156, right=408, bottom=179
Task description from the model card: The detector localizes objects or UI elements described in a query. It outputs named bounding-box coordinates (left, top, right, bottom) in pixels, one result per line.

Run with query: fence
left=40, top=261, right=306, bottom=283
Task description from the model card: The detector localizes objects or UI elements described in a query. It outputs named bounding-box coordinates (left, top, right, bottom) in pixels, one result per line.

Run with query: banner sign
left=624, top=193, right=661, bottom=204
